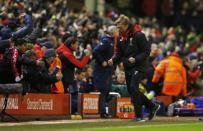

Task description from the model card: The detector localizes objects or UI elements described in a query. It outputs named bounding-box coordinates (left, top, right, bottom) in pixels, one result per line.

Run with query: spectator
left=111, top=71, right=129, bottom=97
left=0, top=13, right=12, bottom=40
left=20, top=49, right=38, bottom=93
left=82, top=66, right=94, bottom=93
left=71, top=69, right=86, bottom=114
left=40, top=41, right=54, bottom=54
left=11, top=10, right=33, bottom=40
left=184, top=54, right=202, bottom=96
left=0, top=39, right=11, bottom=56
left=29, top=49, right=62, bottom=93
left=0, top=38, right=26, bottom=83
left=50, top=51, right=64, bottom=94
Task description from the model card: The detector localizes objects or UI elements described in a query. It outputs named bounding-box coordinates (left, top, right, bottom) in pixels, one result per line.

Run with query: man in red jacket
left=57, top=36, right=91, bottom=93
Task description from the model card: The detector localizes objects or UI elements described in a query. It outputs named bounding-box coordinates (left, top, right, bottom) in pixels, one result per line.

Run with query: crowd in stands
left=0, top=0, right=202, bottom=110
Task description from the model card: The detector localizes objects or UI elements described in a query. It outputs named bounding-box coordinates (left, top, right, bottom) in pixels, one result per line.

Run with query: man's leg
left=129, top=71, right=145, bottom=119
left=99, top=74, right=111, bottom=118
left=99, top=90, right=109, bottom=118
left=130, top=71, right=158, bottom=121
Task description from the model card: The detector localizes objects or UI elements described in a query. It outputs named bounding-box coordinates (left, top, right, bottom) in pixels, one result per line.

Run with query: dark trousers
left=0, top=39, right=10, bottom=53
left=99, top=89, right=110, bottom=114
left=71, top=93, right=78, bottom=114
left=94, top=72, right=112, bottom=115
left=0, top=69, right=15, bottom=84
left=125, top=70, right=154, bottom=118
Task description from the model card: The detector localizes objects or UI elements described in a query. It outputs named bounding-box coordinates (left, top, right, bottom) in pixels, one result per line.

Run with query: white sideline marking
left=0, top=119, right=123, bottom=127
left=79, top=123, right=203, bottom=130
left=118, top=122, right=203, bottom=128
left=0, top=118, right=201, bottom=128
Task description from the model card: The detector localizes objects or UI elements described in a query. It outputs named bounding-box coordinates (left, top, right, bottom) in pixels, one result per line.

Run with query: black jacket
left=27, top=58, right=58, bottom=93
left=113, top=24, right=150, bottom=73
left=0, top=47, right=22, bottom=83
left=0, top=39, right=10, bottom=53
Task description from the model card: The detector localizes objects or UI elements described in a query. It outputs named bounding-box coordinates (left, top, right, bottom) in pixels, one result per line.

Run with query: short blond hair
left=115, top=14, right=130, bottom=25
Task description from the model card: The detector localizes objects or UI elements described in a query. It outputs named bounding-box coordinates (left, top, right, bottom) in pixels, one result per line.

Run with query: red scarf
left=134, top=24, right=142, bottom=32
left=113, top=24, right=142, bottom=56
left=121, top=24, right=142, bottom=43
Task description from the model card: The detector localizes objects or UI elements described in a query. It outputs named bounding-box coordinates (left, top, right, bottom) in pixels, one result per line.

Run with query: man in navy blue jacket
left=12, top=12, right=33, bottom=39
left=93, top=26, right=119, bottom=118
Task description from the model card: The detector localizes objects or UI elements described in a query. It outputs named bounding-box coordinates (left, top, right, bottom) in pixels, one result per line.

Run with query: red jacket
left=57, top=44, right=89, bottom=68
left=56, top=44, right=90, bottom=88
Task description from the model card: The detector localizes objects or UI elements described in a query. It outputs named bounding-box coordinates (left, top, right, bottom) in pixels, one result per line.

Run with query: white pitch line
left=75, top=122, right=203, bottom=131
left=0, top=119, right=123, bottom=127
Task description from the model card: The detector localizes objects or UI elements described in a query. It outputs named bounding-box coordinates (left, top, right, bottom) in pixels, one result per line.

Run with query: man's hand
left=84, top=48, right=91, bottom=56
left=128, top=57, right=135, bottom=64
left=108, top=59, right=113, bottom=66
left=56, top=71, right=63, bottom=80
left=84, top=44, right=92, bottom=56
left=102, top=61, right=108, bottom=67
left=15, top=76, right=21, bottom=82
left=36, top=60, right=45, bottom=67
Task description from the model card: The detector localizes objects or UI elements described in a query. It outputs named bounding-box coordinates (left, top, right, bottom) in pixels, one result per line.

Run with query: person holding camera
left=28, top=49, right=62, bottom=93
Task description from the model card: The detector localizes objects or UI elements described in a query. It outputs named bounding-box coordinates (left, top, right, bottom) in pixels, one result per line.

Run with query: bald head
left=107, top=25, right=119, bottom=36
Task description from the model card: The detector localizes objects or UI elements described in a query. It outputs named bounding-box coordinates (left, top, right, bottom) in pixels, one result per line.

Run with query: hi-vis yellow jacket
left=152, top=55, right=187, bottom=96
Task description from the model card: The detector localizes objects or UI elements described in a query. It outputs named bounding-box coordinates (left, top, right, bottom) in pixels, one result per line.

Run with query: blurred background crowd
left=0, top=0, right=203, bottom=113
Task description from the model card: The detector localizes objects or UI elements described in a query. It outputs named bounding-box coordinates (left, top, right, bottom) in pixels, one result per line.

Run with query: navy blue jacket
left=12, top=14, right=33, bottom=39
left=93, top=35, right=114, bottom=90
left=0, top=26, right=12, bottom=40
left=93, top=35, right=114, bottom=73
